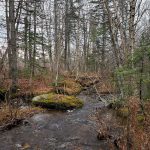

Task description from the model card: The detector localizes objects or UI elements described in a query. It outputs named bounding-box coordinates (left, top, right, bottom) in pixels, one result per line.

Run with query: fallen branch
left=0, top=118, right=23, bottom=132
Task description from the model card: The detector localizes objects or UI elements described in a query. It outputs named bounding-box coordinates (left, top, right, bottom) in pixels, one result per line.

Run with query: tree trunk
left=101, top=10, right=106, bottom=74
left=129, top=0, right=136, bottom=66
left=54, top=0, right=58, bottom=60
left=24, top=16, right=28, bottom=70
left=32, top=0, right=37, bottom=77
left=9, top=0, right=18, bottom=92
left=41, top=18, right=45, bottom=68
left=28, top=15, right=32, bottom=74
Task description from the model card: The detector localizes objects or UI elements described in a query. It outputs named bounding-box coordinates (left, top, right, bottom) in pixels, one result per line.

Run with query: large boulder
left=32, top=93, right=83, bottom=110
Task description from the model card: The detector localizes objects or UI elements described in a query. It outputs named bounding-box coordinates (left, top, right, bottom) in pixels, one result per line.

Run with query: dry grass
left=63, top=79, right=82, bottom=95
left=0, top=78, right=53, bottom=98
left=96, top=97, right=150, bottom=149
left=96, top=80, right=116, bottom=94
left=54, top=78, right=82, bottom=95
left=117, top=97, right=150, bottom=149
left=0, top=103, right=44, bottom=128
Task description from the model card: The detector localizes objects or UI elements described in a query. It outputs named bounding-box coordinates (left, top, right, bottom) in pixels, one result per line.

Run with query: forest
left=0, top=0, right=150, bottom=149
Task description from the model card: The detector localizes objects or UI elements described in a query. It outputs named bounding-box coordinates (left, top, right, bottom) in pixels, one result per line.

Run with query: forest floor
left=0, top=85, right=123, bottom=150
left=0, top=74, right=149, bottom=149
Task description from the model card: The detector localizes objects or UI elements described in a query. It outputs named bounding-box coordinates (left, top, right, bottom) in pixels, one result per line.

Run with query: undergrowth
left=0, top=103, right=44, bottom=128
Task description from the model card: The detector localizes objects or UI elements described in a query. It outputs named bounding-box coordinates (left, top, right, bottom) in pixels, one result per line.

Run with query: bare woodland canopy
left=0, top=0, right=150, bottom=98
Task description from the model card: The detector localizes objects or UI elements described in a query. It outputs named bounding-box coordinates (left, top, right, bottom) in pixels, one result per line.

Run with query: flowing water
left=0, top=88, right=120, bottom=150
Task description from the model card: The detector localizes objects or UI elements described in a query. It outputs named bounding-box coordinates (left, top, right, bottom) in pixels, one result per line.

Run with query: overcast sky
left=0, top=0, right=149, bottom=49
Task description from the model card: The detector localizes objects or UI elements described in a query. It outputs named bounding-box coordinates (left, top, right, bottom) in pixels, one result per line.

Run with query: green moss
left=0, top=89, right=7, bottom=93
left=137, top=114, right=145, bottom=123
left=0, top=89, right=7, bottom=101
left=32, top=93, right=83, bottom=110
left=117, top=107, right=129, bottom=118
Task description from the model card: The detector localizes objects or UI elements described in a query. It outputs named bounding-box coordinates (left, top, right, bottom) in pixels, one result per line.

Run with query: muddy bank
left=0, top=87, right=122, bottom=150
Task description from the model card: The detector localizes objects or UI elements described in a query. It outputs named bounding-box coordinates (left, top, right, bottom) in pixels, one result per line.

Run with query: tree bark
left=9, top=0, right=18, bottom=91
left=32, top=0, right=37, bottom=77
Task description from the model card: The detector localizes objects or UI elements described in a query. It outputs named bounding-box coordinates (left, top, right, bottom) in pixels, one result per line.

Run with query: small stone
left=15, top=143, right=22, bottom=148
left=59, top=144, right=66, bottom=148
left=67, top=110, right=74, bottom=113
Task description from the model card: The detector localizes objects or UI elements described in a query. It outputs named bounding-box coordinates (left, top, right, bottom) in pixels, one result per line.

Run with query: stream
left=0, top=87, right=120, bottom=150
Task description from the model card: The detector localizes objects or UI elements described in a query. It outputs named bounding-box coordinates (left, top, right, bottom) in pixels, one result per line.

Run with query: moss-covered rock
left=54, top=79, right=82, bottom=95
left=32, top=93, right=83, bottom=110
